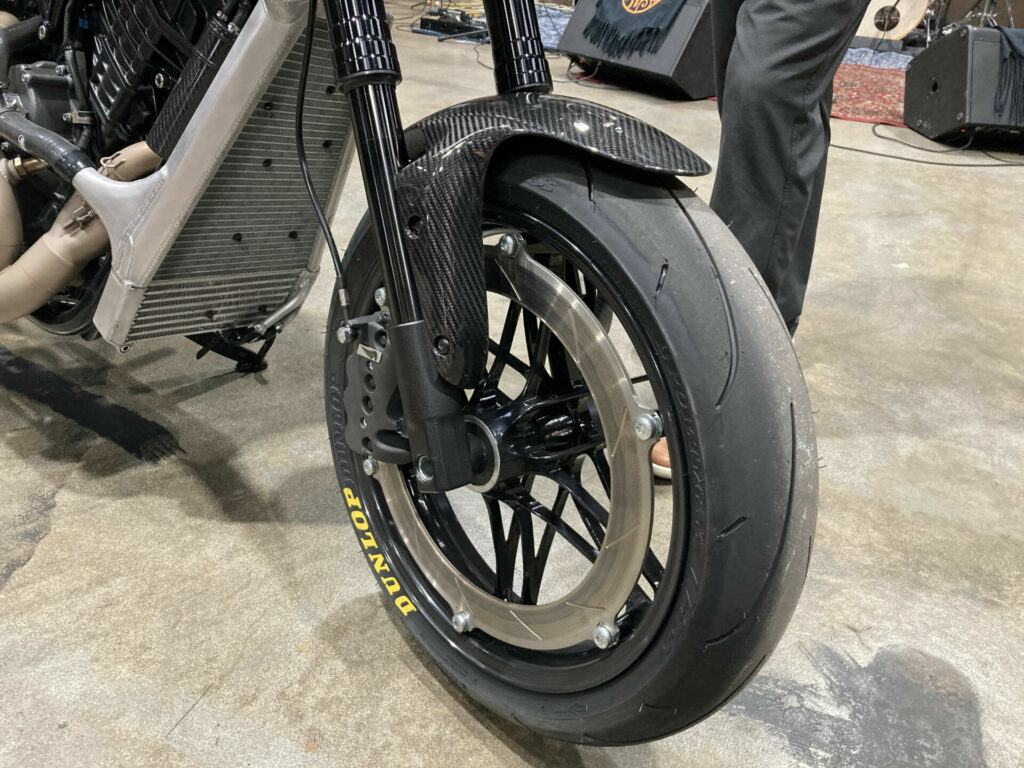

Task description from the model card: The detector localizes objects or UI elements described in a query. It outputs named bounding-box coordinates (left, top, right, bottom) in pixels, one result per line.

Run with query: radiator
left=124, top=21, right=351, bottom=342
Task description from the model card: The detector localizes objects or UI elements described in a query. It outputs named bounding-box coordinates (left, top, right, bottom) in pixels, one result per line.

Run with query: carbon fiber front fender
left=396, top=91, right=710, bottom=388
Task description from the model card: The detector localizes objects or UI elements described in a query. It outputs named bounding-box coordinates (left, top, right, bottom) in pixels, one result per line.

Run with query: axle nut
left=362, top=457, right=379, bottom=477
left=416, top=456, right=435, bottom=484
left=374, top=287, right=387, bottom=308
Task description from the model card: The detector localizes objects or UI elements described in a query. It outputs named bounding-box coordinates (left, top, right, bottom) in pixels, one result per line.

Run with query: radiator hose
left=0, top=143, right=161, bottom=324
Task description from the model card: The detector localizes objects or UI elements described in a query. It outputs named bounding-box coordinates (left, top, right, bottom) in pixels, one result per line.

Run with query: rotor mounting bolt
left=336, top=324, right=356, bottom=344
left=498, top=233, right=518, bottom=257
left=633, top=412, right=663, bottom=441
left=593, top=622, right=620, bottom=650
left=362, top=456, right=379, bottom=477
left=452, top=611, right=475, bottom=634
left=374, top=287, right=387, bottom=308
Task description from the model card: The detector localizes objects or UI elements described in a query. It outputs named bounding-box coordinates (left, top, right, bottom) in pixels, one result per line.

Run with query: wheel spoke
left=486, top=498, right=519, bottom=600
left=619, top=585, right=654, bottom=628
left=514, top=506, right=539, bottom=604
left=528, top=486, right=570, bottom=603
left=486, top=301, right=522, bottom=386
left=551, top=467, right=666, bottom=590
left=486, top=339, right=531, bottom=378
left=550, top=468, right=609, bottom=530
left=429, top=493, right=497, bottom=590
left=409, top=479, right=497, bottom=593
left=590, top=450, right=612, bottom=497
left=522, top=312, right=553, bottom=396
left=496, top=490, right=599, bottom=565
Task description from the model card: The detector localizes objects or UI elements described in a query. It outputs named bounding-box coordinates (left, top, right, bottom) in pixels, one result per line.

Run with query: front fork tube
left=480, top=0, right=554, bottom=94
left=324, top=0, right=472, bottom=492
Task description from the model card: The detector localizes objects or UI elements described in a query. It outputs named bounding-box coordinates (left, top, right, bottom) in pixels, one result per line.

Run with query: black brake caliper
left=343, top=312, right=413, bottom=465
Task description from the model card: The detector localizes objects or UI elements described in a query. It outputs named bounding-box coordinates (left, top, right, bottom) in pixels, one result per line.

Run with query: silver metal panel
left=81, top=0, right=353, bottom=346
left=125, top=21, right=350, bottom=341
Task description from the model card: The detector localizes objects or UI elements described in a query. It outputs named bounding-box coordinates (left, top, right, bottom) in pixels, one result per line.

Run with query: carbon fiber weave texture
left=396, top=92, right=710, bottom=388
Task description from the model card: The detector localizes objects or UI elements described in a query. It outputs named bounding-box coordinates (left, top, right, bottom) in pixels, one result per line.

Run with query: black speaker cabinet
left=558, top=0, right=715, bottom=99
left=904, top=26, right=1021, bottom=140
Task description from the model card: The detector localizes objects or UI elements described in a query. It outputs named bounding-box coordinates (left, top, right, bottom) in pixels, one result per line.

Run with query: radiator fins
left=125, top=22, right=349, bottom=342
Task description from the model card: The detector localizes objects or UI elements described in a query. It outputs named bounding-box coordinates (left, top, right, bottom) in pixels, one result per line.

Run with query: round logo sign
left=622, top=0, right=663, bottom=13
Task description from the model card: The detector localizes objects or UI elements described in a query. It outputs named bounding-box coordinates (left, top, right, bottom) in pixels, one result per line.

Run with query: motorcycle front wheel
left=324, top=152, right=817, bottom=744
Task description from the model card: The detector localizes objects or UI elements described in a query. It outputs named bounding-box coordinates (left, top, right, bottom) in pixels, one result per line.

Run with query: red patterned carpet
left=831, top=63, right=906, bottom=127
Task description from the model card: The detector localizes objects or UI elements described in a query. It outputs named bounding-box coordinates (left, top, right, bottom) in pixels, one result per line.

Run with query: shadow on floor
left=729, top=643, right=988, bottom=768
left=0, top=345, right=183, bottom=463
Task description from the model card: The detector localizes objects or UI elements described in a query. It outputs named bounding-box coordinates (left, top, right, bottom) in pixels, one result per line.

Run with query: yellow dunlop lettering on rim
left=344, top=487, right=417, bottom=614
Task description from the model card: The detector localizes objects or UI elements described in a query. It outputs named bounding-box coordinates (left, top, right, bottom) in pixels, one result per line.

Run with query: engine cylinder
left=88, top=0, right=222, bottom=142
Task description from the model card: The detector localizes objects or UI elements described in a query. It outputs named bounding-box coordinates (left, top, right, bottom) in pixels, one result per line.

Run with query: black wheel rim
left=354, top=209, right=691, bottom=694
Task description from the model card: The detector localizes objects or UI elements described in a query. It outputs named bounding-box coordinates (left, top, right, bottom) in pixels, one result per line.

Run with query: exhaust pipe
left=0, top=156, right=46, bottom=270
left=0, top=158, right=25, bottom=269
left=0, top=143, right=161, bottom=325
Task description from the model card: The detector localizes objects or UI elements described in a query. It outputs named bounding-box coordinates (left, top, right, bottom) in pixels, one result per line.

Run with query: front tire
left=325, top=153, right=817, bottom=744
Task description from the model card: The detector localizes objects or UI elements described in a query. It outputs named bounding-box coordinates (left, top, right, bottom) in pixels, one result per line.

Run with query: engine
left=0, top=0, right=229, bottom=327
left=88, top=0, right=222, bottom=144
left=0, top=0, right=345, bottom=346
left=1, top=0, right=222, bottom=156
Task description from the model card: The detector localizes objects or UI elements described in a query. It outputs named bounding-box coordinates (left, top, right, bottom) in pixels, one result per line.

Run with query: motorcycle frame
left=68, top=0, right=552, bottom=345
left=75, top=0, right=351, bottom=344
left=61, top=0, right=548, bottom=491
left=63, top=0, right=705, bottom=491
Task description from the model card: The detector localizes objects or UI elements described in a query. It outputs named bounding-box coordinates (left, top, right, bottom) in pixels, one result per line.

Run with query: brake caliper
left=342, top=312, right=413, bottom=465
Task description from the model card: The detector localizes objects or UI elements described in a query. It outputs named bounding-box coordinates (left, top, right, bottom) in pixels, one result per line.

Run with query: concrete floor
left=2, top=12, right=1024, bottom=767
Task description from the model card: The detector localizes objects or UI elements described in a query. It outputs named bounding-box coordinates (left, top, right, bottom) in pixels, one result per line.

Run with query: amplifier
left=558, top=0, right=715, bottom=99
left=904, top=26, right=1022, bottom=140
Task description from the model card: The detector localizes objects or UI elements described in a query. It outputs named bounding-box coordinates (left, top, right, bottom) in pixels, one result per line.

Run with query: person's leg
left=709, top=0, right=867, bottom=330
left=654, top=1, right=863, bottom=479
left=782, top=88, right=833, bottom=333
left=709, top=0, right=743, bottom=110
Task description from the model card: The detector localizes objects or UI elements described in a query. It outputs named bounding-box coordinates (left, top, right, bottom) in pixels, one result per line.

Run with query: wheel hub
left=466, top=396, right=600, bottom=493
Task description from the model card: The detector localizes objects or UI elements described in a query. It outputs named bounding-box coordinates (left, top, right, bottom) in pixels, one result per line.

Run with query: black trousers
left=709, top=0, right=869, bottom=332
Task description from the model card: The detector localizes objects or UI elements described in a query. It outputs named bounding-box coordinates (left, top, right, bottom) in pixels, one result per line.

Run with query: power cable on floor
left=830, top=142, right=1023, bottom=166
left=831, top=123, right=1023, bottom=167
left=871, top=122, right=975, bottom=152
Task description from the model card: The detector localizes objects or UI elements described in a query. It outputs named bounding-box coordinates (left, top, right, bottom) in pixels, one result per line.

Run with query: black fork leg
left=480, top=0, right=554, bottom=94
left=323, top=0, right=472, bottom=491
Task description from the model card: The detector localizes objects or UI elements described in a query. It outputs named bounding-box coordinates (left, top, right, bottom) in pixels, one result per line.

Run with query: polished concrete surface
left=2, top=14, right=1023, bottom=768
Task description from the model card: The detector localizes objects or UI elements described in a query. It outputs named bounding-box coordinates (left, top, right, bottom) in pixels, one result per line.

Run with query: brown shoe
left=652, top=437, right=671, bottom=480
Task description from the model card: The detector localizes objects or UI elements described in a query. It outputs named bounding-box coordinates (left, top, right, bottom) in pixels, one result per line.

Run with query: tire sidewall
left=325, top=153, right=817, bottom=744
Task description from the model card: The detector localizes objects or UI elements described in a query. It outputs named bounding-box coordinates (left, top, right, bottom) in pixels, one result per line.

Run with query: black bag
left=583, top=0, right=688, bottom=57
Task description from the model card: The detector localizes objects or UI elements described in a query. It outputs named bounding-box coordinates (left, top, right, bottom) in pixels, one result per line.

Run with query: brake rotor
left=377, top=236, right=659, bottom=651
